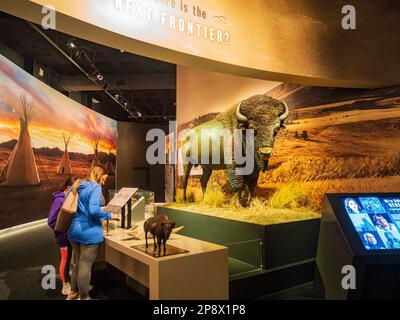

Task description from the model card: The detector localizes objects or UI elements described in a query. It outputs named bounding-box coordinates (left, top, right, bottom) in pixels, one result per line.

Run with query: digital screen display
left=342, top=197, right=400, bottom=250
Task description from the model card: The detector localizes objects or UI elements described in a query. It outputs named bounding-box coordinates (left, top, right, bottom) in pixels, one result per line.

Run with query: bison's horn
left=236, top=102, right=248, bottom=123
left=279, top=100, right=289, bottom=121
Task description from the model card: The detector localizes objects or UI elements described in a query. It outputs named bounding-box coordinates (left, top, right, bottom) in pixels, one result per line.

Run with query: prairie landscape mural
left=0, top=54, right=117, bottom=229
left=173, top=66, right=400, bottom=224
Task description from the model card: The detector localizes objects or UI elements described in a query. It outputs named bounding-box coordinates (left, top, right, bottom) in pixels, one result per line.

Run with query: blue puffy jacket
left=68, top=180, right=111, bottom=245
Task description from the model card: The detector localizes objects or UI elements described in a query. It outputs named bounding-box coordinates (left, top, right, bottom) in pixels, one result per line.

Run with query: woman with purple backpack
left=47, top=176, right=76, bottom=296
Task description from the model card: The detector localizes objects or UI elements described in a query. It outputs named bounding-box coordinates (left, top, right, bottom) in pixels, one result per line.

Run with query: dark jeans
left=70, top=242, right=99, bottom=299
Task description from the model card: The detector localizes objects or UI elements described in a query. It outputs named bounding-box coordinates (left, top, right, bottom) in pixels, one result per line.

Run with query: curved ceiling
left=2, top=0, right=400, bottom=88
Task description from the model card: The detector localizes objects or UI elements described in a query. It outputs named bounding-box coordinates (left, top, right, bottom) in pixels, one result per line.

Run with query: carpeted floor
left=0, top=223, right=145, bottom=300
left=0, top=223, right=63, bottom=299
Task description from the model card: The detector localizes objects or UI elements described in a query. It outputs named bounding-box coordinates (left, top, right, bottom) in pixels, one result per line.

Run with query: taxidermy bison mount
left=181, top=94, right=289, bottom=207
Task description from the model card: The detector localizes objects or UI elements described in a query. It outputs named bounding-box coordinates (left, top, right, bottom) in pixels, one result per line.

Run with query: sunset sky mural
left=0, top=54, right=117, bottom=155
left=0, top=53, right=117, bottom=230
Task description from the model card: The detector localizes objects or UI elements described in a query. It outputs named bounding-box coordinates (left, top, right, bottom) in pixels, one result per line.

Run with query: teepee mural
left=105, top=146, right=115, bottom=175
left=0, top=54, right=118, bottom=230
left=57, top=133, right=73, bottom=174
left=90, top=134, right=101, bottom=169
left=0, top=92, right=40, bottom=186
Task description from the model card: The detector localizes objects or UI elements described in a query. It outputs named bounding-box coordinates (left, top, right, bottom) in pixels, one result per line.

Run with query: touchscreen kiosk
left=316, top=193, right=400, bottom=300
left=341, top=196, right=400, bottom=250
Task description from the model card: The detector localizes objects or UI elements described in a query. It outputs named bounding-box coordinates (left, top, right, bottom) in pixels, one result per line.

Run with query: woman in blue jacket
left=67, top=165, right=119, bottom=300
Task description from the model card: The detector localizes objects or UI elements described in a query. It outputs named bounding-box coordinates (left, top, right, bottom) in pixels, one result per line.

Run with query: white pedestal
left=103, top=228, right=229, bottom=300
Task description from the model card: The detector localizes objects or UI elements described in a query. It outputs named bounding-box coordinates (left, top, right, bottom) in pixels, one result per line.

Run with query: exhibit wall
left=117, top=122, right=167, bottom=203
left=176, top=65, right=400, bottom=216
left=0, top=54, right=117, bottom=230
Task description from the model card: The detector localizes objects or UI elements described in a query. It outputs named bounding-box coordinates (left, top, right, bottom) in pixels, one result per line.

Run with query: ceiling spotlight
left=92, top=98, right=100, bottom=104
left=115, top=94, right=120, bottom=99
left=137, top=112, right=142, bottom=117
left=67, top=39, right=76, bottom=49
left=120, top=49, right=125, bottom=53
left=75, top=48, right=84, bottom=59
left=124, top=102, right=128, bottom=107
left=96, top=73, right=104, bottom=81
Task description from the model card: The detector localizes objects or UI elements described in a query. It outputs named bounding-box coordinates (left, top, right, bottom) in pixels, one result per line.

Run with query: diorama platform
left=157, top=204, right=321, bottom=299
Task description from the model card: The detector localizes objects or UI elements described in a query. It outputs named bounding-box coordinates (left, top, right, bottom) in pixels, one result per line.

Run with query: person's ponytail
left=72, top=165, right=107, bottom=195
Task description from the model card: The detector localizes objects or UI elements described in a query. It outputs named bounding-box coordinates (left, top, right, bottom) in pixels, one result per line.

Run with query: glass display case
left=108, top=189, right=155, bottom=228
left=134, top=189, right=155, bottom=220
left=226, top=239, right=264, bottom=280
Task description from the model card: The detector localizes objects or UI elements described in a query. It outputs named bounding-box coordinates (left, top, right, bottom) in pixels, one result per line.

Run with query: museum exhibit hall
left=0, top=0, right=400, bottom=309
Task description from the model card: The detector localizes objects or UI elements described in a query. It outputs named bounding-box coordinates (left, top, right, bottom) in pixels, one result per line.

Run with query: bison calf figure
left=144, top=215, right=176, bottom=256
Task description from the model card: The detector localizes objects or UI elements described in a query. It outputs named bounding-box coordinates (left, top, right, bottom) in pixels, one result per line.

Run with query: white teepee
left=90, top=135, right=101, bottom=169
left=57, top=133, right=73, bottom=174
left=105, top=146, right=115, bottom=175
left=0, top=93, right=40, bottom=186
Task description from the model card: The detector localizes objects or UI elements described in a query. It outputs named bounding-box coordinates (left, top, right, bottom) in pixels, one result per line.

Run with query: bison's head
left=161, top=220, right=176, bottom=240
left=236, top=94, right=288, bottom=172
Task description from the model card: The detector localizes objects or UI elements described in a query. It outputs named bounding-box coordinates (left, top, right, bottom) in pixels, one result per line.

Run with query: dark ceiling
left=0, top=11, right=176, bottom=123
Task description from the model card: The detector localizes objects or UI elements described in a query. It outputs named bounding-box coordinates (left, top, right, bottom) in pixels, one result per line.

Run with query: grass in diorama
left=166, top=197, right=319, bottom=225
left=268, top=183, right=311, bottom=210
left=170, top=182, right=320, bottom=225
left=175, top=186, right=203, bottom=203
left=202, top=187, right=225, bottom=207
left=261, top=156, right=400, bottom=184
left=170, top=153, right=400, bottom=225
left=175, top=188, right=185, bottom=203
left=170, top=176, right=400, bottom=225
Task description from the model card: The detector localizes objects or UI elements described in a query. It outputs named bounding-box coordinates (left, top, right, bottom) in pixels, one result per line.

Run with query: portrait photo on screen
left=343, top=198, right=365, bottom=214
left=370, top=213, right=398, bottom=233
left=349, top=214, right=376, bottom=232
left=358, top=197, right=386, bottom=214
left=359, top=231, right=386, bottom=250
left=376, top=229, right=400, bottom=249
